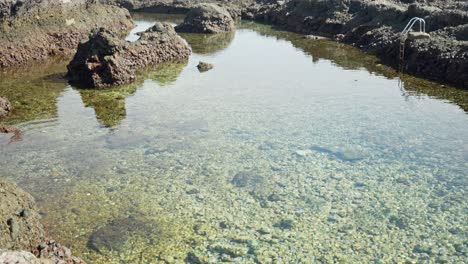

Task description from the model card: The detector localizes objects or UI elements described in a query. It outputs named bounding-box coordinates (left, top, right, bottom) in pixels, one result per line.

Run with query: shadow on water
left=75, top=60, right=188, bottom=128
left=239, top=21, right=468, bottom=112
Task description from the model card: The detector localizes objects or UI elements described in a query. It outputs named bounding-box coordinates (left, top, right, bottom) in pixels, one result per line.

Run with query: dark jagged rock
left=175, top=3, right=235, bottom=33
left=197, top=61, right=214, bottom=72
left=66, top=22, right=191, bottom=88
left=0, top=0, right=134, bottom=68
left=0, top=96, right=12, bottom=118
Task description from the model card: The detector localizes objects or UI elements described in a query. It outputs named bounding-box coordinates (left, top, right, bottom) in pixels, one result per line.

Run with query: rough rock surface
left=0, top=97, right=12, bottom=118
left=175, top=3, right=235, bottom=33
left=67, top=22, right=191, bottom=88
left=197, top=61, right=214, bottom=72
left=0, top=0, right=134, bottom=68
left=0, top=178, right=85, bottom=263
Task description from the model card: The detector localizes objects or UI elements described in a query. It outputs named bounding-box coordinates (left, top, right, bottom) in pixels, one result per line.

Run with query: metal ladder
left=399, top=17, right=426, bottom=71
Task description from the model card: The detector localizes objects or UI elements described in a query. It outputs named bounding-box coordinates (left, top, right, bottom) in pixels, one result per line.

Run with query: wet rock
left=175, top=3, right=235, bottom=33
left=0, top=178, right=84, bottom=263
left=231, top=171, right=264, bottom=188
left=0, top=178, right=43, bottom=251
left=197, top=61, right=214, bottom=72
left=0, top=97, right=13, bottom=118
left=67, top=22, right=191, bottom=88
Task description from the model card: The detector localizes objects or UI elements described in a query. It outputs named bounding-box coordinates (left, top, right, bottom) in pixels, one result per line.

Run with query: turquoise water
left=0, top=14, right=467, bottom=263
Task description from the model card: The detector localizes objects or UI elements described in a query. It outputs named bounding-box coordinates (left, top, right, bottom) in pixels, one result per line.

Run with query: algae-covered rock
left=175, top=3, right=235, bottom=33
left=0, top=178, right=44, bottom=252
left=67, top=23, right=191, bottom=88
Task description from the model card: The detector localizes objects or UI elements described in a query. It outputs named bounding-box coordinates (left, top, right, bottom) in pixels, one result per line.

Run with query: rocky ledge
left=175, top=3, right=236, bottom=33
left=0, top=178, right=85, bottom=263
left=0, top=0, right=134, bottom=68
left=66, top=22, right=191, bottom=88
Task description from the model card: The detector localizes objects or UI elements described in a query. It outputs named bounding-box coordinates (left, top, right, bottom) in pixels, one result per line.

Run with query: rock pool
left=0, top=14, right=467, bottom=263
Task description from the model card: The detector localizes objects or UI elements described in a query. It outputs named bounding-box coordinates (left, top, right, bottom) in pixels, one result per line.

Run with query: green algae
left=0, top=56, right=69, bottom=125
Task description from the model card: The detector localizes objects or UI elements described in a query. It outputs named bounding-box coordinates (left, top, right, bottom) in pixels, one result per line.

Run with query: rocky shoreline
left=107, top=0, right=468, bottom=89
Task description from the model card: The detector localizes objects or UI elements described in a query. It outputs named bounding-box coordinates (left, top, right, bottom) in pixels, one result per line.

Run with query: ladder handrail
left=402, top=17, right=426, bottom=36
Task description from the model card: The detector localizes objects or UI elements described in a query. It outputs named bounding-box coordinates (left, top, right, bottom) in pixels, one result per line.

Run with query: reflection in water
left=0, top=17, right=467, bottom=263
left=240, top=21, right=468, bottom=111
left=0, top=56, right=69, bottom=125
left=77, top=61, right=188, bottom=127
left=77, top=85, right=138, bottom=128
left=140, top=60, right=188, bottom=86
left=181, top=32, right=236, bottom=55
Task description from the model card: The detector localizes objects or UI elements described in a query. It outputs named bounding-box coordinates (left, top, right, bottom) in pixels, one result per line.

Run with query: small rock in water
left=197, top=61, right=214, bottom=72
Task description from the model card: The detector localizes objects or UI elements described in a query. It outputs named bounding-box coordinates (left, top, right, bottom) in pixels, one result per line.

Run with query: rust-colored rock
left=66, top=22, right=191, bottom=88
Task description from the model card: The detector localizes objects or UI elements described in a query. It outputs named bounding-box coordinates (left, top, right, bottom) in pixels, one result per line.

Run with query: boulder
left=0, top=96, right=13, bottom=118
left=175, top=3, right=235, bottom=33
left=0, top=178, right=44, bottom=252
left=66, top=22, right=191, bottom=88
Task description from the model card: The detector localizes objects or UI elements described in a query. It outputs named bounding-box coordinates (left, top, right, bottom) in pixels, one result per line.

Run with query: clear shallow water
left=0, top=14, right=467, bottom=263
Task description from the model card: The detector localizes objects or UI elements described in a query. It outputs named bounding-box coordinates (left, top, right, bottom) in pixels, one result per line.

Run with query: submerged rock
left=0, top=96, right=12, bottom=118
left=197, top=61, right=214, bottom=72
left=67, top=22, right=191, bottom=88
left=175, top=3, right=235, bottom=33
left=87, top=216, right=155, bottom=253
